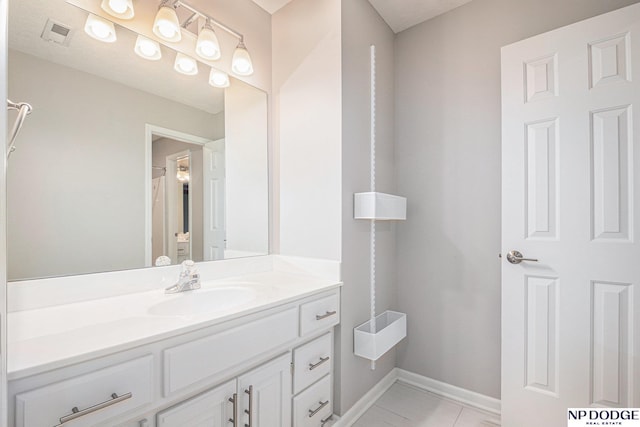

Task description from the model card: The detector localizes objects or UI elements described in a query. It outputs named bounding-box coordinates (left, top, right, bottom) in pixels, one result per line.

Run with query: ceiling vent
left=41, top=19, right=74, bottom=46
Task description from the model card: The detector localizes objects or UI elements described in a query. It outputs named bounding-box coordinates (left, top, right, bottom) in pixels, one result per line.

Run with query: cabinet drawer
left=164, top=307, right=298, bottom=395
left=15, top=355, right=154, bottom=427
left=293, top=375, right=332, bottom=427
left=300, top=293, right=339, bottom=336
left=293, top=333, right=332, bottom=394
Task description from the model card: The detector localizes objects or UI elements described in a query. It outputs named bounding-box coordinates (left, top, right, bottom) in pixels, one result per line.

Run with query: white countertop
left=8, top=270, right=341, bottom=381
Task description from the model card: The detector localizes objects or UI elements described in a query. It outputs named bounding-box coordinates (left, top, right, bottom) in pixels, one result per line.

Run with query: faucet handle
left=181, top=259, right=195, bottom=270
left=179, top=260, right=198, bottom=278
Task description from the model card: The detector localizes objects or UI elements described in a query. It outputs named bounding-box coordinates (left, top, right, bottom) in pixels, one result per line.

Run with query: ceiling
left=251, top=0, right=474, bottom=33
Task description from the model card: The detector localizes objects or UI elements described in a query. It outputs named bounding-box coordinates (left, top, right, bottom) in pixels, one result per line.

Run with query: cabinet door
left=238, top=353, right=292, bottom=427
left=157, top=379, right=236, bottom=427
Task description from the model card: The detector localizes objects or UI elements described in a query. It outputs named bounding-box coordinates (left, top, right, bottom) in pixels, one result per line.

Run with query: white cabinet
left=293, top=375, right=332, bottom=427
left=291, top=333, right=333, bottom=427
left=158, top=353, right=292, bottom=427
left=157, top=380, right=235, bottom=427
left=238, top=353, right=292, bottom=427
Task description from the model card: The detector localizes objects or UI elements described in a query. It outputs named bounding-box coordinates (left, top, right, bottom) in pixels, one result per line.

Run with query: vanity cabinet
left=8, top=288, right=340, bottom=427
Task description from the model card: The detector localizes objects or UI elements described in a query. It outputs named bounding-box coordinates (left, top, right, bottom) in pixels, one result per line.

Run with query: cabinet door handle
left=228, top=393, right=237, bottom=426
left=244, top=386, right=253, bottom=427
left=55, top=392, right=132, bottom=425
left=316, top=311, right=337, bottom=320
left=308, top=400, right=329, bottom=418
left=308, top=356, right=330, bottom=371
left=321, top=414, right=333, bottom=426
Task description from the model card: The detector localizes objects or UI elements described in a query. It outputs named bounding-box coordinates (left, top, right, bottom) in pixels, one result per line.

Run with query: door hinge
left=290, top=362, right=295, bottom=375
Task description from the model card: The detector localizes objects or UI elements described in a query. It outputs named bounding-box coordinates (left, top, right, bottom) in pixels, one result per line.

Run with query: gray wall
left=337, top=0, right=396, bottom=415
left=394, top=0, right=640, bottom=399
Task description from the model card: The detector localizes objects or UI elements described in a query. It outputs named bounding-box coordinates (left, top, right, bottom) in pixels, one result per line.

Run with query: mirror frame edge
left=0, top=0, right=10, bottom=423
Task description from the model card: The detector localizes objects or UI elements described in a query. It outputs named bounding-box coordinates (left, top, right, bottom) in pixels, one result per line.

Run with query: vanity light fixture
left=195, top=20, right=221, bottom=61
left=101, top=0, right=134, bottom=20
left=84, top=14, right=117, bottom=42
left=134, top=35, right=161, bottom=60
left=153, top=3, right=181, bottom=42
left=231, top=40, right=254, bottom=76
left=174, top=53, right=198, bottom=75
left=208, top=68, right=230, bottom=88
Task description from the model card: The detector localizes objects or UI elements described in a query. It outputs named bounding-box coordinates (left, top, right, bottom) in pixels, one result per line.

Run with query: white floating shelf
left=354, top=310, right=407, bottom=361
left=354, top=192, right=407, bottom=220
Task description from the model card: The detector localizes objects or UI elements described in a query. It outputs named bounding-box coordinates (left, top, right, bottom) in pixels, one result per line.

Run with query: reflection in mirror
left=7, top=0, right=269, bottom=281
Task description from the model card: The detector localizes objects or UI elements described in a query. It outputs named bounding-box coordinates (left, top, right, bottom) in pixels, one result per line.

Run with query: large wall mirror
left=7, top=0, right=269, bottom=281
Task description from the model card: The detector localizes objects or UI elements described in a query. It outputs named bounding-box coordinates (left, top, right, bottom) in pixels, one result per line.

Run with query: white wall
left=273, top=0, right=342, bottom=261
left=225, top=81, right=269, bottom=256
left=394, top=0, right=640, bottom=399
left=7, top=51, right=222, bottom=280
left=335, top=0, right=397, bottom=415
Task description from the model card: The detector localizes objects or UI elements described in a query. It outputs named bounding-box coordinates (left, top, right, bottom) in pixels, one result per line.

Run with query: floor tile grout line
left=451, top=406, right=464, bottom=427
left=372, top=403, right=412, bottom=422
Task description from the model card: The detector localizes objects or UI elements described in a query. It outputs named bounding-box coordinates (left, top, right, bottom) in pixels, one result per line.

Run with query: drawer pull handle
left=321, top=414, right=333, bottom=426
left=56, top=392, right=132, bottom=425
left=228, top=393, right=237, bottom=426
left=308, top=400, right=329, bottom=418
left=316, top=311, right=337, bottom=320
left=244, top=386, right=253, bottom=427
left=309, top=356, right=330, bottom=370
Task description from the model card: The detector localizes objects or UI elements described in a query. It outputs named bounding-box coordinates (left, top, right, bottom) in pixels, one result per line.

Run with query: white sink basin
left=148, top=286, right=257, bottom=317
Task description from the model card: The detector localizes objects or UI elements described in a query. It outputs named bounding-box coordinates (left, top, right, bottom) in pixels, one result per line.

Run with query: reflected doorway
left=146, top=125, right=225, bottom=267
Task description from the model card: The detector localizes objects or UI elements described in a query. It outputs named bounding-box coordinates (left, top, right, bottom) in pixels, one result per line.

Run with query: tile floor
left=351, top=382, right=501, bottom=427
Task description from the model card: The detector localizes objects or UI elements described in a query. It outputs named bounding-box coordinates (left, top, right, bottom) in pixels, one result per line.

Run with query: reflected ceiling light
left=231, top=40, right=254, bottom=76
left=209, top=68, right=230, bottom=88
left=177, top=165, right=189, bottom=182
left=195, top=21, right=221, bottom=61
left=153, top=4, right=181, bottom=42
left=134, top=35, right=161, bottom=60
left=174, top=53, right=198, bottom=75
left=84, top=14, right=117, bottom=43
left=101, top=0, right=134, bottom=19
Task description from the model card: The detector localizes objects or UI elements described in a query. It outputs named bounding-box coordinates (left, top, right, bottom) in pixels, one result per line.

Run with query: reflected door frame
left=144, top=124, right=213, bottom=266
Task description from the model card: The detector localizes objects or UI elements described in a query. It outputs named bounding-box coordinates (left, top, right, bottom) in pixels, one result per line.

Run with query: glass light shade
left=153, top=5, right=181, bottom=42
left=195, top=25, right=221, bottom=61
left=101, top=0, right=134, bottom=19
left=174, top=53, right=198, bottom=76
left=231, top=41, right=254, bottom=76
left=84, top=14, right=117, bottom=43
left=134, top=35, right=161, bottom=60
left=208, top=69, right=230, bottom=88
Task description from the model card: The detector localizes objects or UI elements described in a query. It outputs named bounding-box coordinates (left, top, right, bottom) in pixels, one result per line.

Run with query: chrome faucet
left=165, top=260, right=201, bottom=294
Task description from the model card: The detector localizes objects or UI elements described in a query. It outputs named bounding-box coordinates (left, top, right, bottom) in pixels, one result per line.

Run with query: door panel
left=502, top=4, right=640, bottom=425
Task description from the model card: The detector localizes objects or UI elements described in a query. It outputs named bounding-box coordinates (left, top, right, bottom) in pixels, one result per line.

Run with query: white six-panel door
left=502, top=4, right=640, bottom=426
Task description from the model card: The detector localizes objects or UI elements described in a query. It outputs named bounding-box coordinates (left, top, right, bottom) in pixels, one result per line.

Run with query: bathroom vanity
left=7, top=262, right=341, bottom=427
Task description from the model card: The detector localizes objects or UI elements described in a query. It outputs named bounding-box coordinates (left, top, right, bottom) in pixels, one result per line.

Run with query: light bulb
left=109, top=0, right=127, bottom=13
left=84, top=14, right=117, bottom=43
left=153, top=5, right=181, bottom=42
left=134, top=35, right=161, bottom=60
left=208, top=69, right=230, bottom=88
left=195, top=24, right=221, bottom=61
left=101, top=0, right=134, bottom=19
left=231, top=41, right=254, bottom=76
left=174, top=53, right=198, bottom=75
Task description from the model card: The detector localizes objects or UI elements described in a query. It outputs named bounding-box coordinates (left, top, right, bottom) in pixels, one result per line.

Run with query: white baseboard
left=333, top=368, right=501, bottom=426
left=396, top=369, right=501, bottom=415
left=332, top=368, right=398, bottom=427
